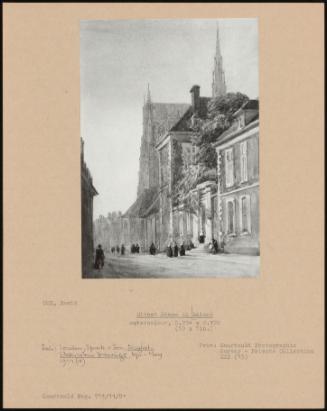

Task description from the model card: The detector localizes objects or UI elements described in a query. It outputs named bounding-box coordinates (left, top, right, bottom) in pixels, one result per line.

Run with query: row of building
left=94, top=25, right=259, bottom=256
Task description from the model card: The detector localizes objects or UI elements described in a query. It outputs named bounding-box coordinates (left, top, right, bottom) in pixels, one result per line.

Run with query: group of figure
left=131, top=243, right=140, bottom=254
left=166, top=243, right=186, bottom=258
left=110, top=244, right=125, bottom=255
left=94, top=238, right=220, bottom=269
left=186, top=241, right=195, bottom=251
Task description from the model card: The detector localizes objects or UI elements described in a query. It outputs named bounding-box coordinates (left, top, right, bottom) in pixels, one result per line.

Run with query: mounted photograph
left=80, top=19, right=259, bottom=278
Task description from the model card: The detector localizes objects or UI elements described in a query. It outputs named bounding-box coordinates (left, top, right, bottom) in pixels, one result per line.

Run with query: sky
left=80, top=19, right=258, bottom=219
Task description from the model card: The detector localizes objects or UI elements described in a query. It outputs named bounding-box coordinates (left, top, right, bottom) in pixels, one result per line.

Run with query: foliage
left=192, top=92, right=249, bottom=147
left=196, top=143, right=217, bottom=169
left=172, top=164, right=198, bottom=208
left=192, top=92, right=249, bottom=183
left=196, top=167, right=217, bottom=185
left=172, top=92, right=249, bottom=209
left=207, top=92, right=249, bottom=121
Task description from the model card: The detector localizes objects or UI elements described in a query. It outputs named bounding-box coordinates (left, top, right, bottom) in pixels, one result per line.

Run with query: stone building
left=93, top=212, right=123, bottom=251
left=120, top=85, right=189, bottom=251
left=155, top=85, right=213, bottom=249
left=137, top=85, right=189, bottom=196
left=97, top=24, right=259, bottom=256
left=93, top=214, right=111, bottom=252
left=213, top=100, right=259, bottom=255
left=81, top=138, right=98, bottom=276
left=114, top=24, right=229, bottom=252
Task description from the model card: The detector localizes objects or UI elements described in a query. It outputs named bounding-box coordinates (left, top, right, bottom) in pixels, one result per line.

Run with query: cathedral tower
left=137, top=84, right=153, bottom=197
left=212, top=23, right=227, bottom=98
left=136, top=85, right=190, bottom=199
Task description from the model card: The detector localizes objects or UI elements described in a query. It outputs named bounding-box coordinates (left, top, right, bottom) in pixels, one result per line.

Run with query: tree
left=207, top=92, right=249, bottom=122
left=197, top=142, right=217, bottom=169
left=193, top=92, right=249, bottom=183
left=172, top=92, right=249, bottom=208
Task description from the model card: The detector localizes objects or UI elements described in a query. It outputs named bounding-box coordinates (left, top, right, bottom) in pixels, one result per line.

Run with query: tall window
left=227, top=201, right=235, bottom=234
left=240, top=195, right=251, bottom=233
left=225, top=148, right=234, bottom=187
left=240, top=141, right=248, bottom=182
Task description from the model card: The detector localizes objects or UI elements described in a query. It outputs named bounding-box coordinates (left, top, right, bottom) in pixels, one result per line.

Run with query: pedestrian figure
left=149, top=242, right=156, bottom=255
left=116, top=245, right=120, bottom=254
left=94, top=244, right=105, bottom=270
left=121, top=244, right=125, bottom=255
left=221, top=238, right=225, bottom=253
left=131, top=244, right=135, bottom=254
left=111, top=246, right=115, bottom=254
left=180, top=244, right=185, bottom=256
left=166, top=244, right=173, bottom=258
left=173, top=243, right=179, bottom=257
left=212, top=238, right=218, bottom=254
left=135, top=243, right=140, bottom=253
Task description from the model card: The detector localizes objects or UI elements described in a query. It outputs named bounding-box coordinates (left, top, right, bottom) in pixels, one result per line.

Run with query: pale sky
left=80, top=19, right=258, bottom=219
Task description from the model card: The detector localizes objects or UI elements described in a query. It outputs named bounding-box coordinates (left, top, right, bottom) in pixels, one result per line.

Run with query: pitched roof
left=214, top=118, right=259, bottom=147
left=211, top=100, right=259, bottom=146
left=123, top=187, right=159, bottom=218
left=170, top=97, right=210, bottom=132
left=233, top=99, right=259, bottom=117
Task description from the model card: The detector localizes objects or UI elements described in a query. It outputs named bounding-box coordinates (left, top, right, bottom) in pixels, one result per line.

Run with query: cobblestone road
left=88, top=251, right=259, bottom=278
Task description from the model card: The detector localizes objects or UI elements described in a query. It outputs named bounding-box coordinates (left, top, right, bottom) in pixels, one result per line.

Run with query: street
left=88, top=250, right=259, bottom=278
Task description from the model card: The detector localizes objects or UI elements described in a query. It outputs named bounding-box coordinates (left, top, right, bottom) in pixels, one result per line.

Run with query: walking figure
left=121, top=244, right=125, bottom=255
left=94, top=244, right=105, bottom=270
left=166, top=244, right=173, bottom=258
left=180, top=244, right=185, bottom=256
left=212, top=238, right=218, bottom=254
left=173, top=243, right=179, bottom=257
left=199, top=232, right=205, bottom=244
left=149, top=243, right=156, bottom=255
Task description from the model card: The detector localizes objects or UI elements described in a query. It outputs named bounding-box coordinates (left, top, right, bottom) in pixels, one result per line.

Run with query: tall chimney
left=190, top=85, right=200, bottom=111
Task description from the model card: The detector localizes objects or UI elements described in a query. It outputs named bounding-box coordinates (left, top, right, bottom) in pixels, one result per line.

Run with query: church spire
left=215, top=23, right=221, bottom=58
left=212, top=22, right=227, bottom=98
left=146, top=83, right=151, bottom=104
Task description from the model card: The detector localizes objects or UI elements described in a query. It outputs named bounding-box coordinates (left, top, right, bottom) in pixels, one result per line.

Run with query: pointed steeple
left=212, top=22, right=227, bottom=98
left=146, top=83, right=151, bottom=104
left=215, top=23, right=221, bottom=58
